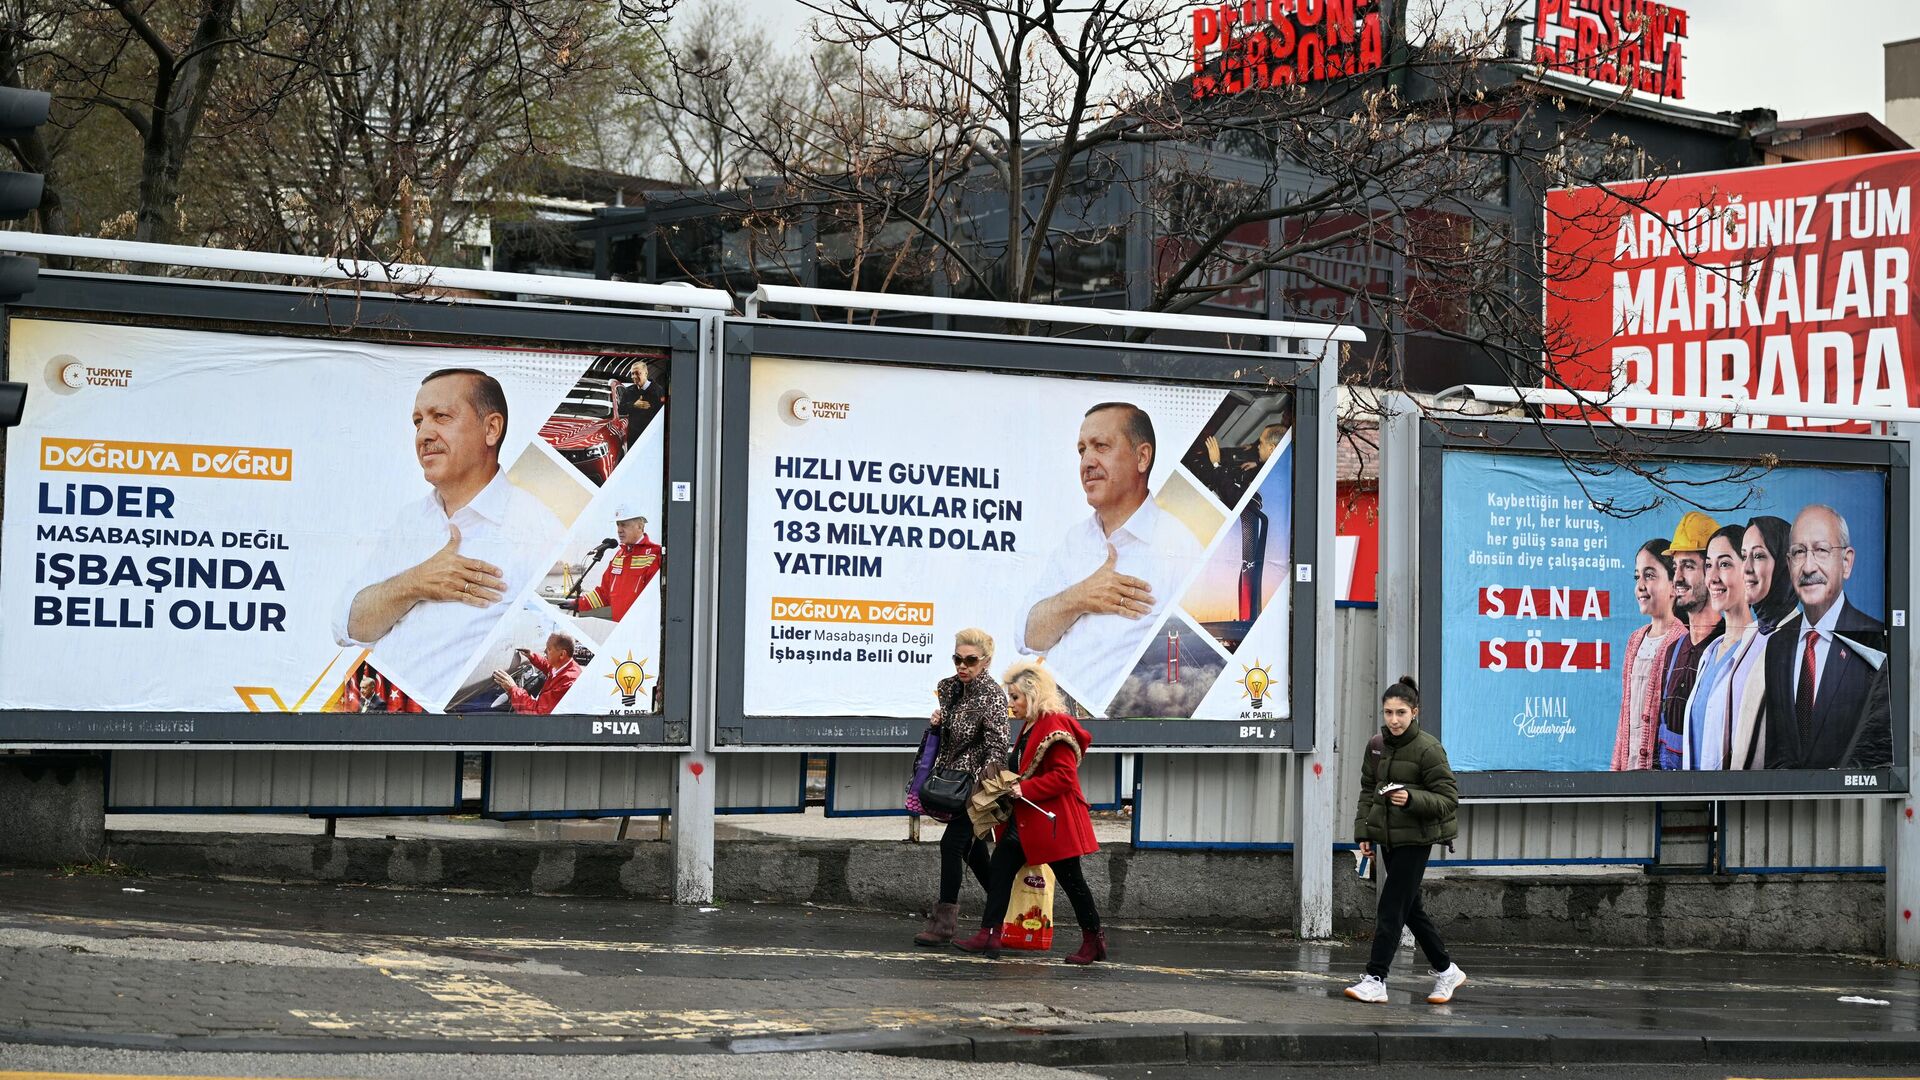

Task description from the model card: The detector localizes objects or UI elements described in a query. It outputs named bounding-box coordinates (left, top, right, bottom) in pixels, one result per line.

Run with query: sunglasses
left=953, top=654, right=984, bottom=667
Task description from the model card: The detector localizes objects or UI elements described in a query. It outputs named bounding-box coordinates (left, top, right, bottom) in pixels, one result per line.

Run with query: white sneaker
left=1427, top=963, right=1467, bottom=1004
left=1343, top=974, right=1388, bottom=1004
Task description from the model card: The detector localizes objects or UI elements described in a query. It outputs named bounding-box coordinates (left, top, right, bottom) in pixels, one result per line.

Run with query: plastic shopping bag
left=998, top=864, right=1056, bottom=950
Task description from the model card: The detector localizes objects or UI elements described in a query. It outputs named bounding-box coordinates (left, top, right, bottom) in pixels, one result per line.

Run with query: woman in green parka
left=1345, top=675, right=1467, bottom=1006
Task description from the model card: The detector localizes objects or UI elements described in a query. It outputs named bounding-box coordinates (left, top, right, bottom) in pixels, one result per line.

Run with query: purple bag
left=904, top=724, right=943, bottom=818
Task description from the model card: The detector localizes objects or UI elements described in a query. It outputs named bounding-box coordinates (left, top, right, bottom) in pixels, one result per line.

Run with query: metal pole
left=1890, top=417, right=1920, bottom=961
left=671, top=310, right=722, bottom=904
left=747, top=284, right=1366, bottom=348
left=0, top=233, right=734, bottom=311
left=1293, top=349, right=1339, bottom=940
left=1375, top=392, right=1423, bottom=951
left=1377, top=393, right=1421, bottom=691
left=1431, top=383, right=1920, bottom=427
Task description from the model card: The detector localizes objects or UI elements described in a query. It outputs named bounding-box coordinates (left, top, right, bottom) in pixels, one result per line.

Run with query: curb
left=6, top=1023, right=1919, bottom=1066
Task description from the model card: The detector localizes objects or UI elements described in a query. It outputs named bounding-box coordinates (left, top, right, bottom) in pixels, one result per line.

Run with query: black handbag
left=918, top=767, right=975, bottom=818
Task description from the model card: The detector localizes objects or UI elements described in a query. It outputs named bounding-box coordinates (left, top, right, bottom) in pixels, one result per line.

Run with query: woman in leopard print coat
left=912, top=627, right=1011, bottom=947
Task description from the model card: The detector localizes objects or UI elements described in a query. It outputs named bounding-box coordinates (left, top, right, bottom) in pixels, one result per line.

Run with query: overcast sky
left=751, top=1, right=1920, bottom=124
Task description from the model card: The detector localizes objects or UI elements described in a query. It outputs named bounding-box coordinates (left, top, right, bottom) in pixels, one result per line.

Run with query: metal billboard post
left=1376, top=392, right=1421, bottom=703
left=1891, top=419, right=1920, bottom=962
left=1292, top=349, right=1338, bottom=939
left=672, top=312, right=725, bottom=904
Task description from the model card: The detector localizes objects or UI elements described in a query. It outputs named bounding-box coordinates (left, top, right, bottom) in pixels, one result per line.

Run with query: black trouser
left=1367, top=844, right=1451, bottom=979
left=980, top=831, right=1100, bottom=933
left=938, top=814, right=993, bottom=904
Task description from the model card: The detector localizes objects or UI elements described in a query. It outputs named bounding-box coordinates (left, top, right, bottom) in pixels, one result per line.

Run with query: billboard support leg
left=670, top=305, right=722, bottom=907
left=672, top=751, right=716, bottom=904
left=1293, top=353, right=1340, bottom=941
left=1376, top=392, right=1420, bottom=695
left=1891, top=422, right=1920, bottom=962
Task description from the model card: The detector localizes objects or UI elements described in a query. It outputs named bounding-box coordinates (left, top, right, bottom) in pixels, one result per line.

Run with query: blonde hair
left=954, top=627, right=994, bottom=658
left=1001, top=659, right=1065, bottom=718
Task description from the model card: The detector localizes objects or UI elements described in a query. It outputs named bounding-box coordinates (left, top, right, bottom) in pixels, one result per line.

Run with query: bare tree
left=636, top=0, right=1761, bottom=504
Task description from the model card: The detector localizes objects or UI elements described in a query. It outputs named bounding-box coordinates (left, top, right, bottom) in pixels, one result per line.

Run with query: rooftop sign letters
left=1532, top=0, right=1688, bottom=100
left=1191, top=0, right=1387, bottom=99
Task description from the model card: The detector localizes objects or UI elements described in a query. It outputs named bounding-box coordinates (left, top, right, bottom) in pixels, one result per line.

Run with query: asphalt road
left=0, top=1046, right=1103, bottom=1079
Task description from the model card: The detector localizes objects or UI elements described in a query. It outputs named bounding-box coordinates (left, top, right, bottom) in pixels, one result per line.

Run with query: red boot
left=952, top=926, right=1002, bottom=957
left=1064, top=928, right=1108, bottom=965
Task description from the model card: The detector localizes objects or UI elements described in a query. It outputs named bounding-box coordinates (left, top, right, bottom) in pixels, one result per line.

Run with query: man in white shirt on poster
left=1017, top=402, right=1203, bottom=707
left=334, top=368, right=566, bottom=705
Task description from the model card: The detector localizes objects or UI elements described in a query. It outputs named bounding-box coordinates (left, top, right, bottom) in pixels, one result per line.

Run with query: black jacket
left=1762, top=600, right=1891, bottom=769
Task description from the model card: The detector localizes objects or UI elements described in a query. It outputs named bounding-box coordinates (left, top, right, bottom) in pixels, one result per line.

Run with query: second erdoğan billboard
left=1545, top=150, right=1919, bottom=429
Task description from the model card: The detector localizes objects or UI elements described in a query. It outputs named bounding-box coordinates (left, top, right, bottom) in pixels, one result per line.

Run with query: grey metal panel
left=714, top=753, right=806, bottom=814
left=484, top=753, right=674, bottom=817
left=826, top=752, right=910, bottom=816
left=107, top=750, right=458, bottom=812
left=1722, top=798, right=1884, bottom=871
left=1335, top=607, right=1382, bottom=844
left=1081, top=753, right=1122, bottom=809
left=483, top=752, right=804, bottom=816
left=1134, top=753, right=1293, bottom=847
left=1440, top=802, right=1657, bottom=864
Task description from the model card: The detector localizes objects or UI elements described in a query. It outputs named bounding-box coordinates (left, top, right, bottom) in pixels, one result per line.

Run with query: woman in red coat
left=953, top=660, right=1106, bottom=964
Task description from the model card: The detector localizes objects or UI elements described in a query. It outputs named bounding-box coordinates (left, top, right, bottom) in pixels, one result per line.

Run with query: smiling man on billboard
left=1017, top=402, right=1202, bottom=704
left=1763, top=504, right=1891, bottom=770
left=333, top=368, right=566, bottom=704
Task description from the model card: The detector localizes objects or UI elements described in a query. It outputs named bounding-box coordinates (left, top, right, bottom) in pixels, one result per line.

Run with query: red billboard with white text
left=1544, top=151, right=1920, bottom=431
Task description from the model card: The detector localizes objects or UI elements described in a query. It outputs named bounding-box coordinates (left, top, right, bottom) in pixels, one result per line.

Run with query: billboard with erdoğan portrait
left=712, top=320, right=1333, bottom=749
left=1545, top=151, right=1920, bottom=431
left=0, top=311, right=682, bottom=746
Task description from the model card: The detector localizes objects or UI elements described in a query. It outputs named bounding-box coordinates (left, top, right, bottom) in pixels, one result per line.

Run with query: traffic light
left=0, top=85, right=47, bottom=426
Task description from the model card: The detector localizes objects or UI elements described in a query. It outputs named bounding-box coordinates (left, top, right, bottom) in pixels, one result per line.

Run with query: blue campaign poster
left=1440, top=450, right=1888, bottom=773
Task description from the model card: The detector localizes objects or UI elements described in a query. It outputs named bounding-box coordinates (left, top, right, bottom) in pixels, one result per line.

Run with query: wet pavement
left=0, top=870, right=1915, bottom=1065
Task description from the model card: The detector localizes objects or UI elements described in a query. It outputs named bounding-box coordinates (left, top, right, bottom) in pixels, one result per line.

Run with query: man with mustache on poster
left=1017, top=402, right=1202, bottom=705
left=334, top=369, right=567, bottom=705
left=1654, top=511, right=1723, bottom=770
left=1762, top=504, right=1891, bottom=770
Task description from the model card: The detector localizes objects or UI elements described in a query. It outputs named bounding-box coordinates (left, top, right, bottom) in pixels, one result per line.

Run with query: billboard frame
left=713, top=317, right=1332, bottom=751
left=0, top=271, right=702, bottom=749
left=1417, top=416, right=1912, bottom=799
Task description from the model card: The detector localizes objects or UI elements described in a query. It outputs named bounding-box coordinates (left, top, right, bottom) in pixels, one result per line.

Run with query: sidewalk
left=0, top=870, right=1915, bottom=1068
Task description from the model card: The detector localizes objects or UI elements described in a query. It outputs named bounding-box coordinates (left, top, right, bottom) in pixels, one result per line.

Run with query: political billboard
left=1420, top=421, right=1909, bottom=798
left=1545, top=151, right=1920, bottom=431
left=0, top=313, right=681, bottom=745
left=716, top=324, right=1328, bottom=749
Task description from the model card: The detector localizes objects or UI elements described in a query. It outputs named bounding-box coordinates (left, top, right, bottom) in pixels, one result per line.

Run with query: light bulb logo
left=606, top=651, right=651, bottom=706
left=1239, top=661, right=1273, bottom=710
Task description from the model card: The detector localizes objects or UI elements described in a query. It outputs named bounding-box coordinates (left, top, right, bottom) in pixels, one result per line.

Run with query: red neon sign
left=1190, top=0, right=1387, bottom=99
left=1532, top=0, right=1688, bottom=100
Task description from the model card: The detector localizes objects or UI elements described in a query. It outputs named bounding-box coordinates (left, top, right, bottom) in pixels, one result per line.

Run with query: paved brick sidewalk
left=0, top=870, right=1915, bottom=1065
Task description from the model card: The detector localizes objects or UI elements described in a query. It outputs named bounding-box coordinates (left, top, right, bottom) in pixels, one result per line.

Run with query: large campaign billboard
left=1545, top=151, right=1920, bottom=430
left=0, top=314, right=680, bottom=744
left=1420, top=420, right=1909, bottom=798
left=716, top=323, right=1327, bottom=748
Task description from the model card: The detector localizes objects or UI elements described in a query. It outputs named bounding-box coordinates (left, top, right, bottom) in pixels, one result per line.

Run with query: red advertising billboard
left=1545, top=152, right=1920, bottom=431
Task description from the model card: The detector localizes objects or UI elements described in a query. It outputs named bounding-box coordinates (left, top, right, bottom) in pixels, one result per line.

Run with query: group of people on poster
left=1611, top=504, right=1891, bottom=772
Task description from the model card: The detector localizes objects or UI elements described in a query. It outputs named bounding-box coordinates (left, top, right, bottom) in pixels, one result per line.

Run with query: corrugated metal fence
left=105, top=608, right=1885, bottom=872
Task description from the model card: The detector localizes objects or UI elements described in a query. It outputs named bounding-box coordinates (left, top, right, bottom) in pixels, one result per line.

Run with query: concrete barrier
left=0, top=755, right=106, bottom=867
